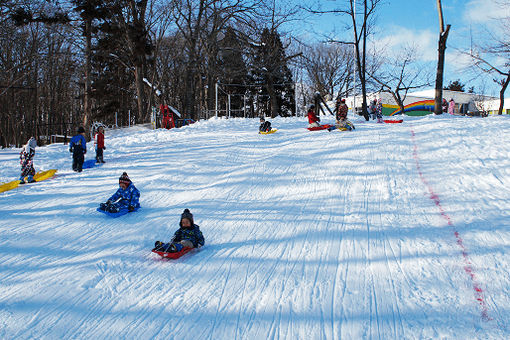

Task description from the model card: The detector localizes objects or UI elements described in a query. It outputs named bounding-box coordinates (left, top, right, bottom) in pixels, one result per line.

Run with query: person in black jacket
left=259, top=117, right=272, bottom=133
left=154, top=209, right=205, bottom=253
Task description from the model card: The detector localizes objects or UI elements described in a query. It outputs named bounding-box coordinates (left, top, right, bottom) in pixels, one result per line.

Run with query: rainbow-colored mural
left=389, top=100, right=435, bottom=116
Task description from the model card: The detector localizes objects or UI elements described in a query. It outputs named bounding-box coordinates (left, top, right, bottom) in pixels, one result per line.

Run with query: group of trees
left=0, top=0, right=298, bottom=147
left=1, top=0, right=509, bottom=147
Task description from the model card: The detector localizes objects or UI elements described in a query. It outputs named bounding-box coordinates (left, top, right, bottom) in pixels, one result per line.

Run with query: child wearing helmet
left=154, top=209, right=205, bottom=253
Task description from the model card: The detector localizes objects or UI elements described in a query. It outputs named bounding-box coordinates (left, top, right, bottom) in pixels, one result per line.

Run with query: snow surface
left=1, top=115, right=509, bottom=339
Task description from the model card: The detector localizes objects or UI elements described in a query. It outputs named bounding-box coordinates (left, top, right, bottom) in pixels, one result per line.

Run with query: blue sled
left=96, top=206, right=140, bottom=218
left=83, top=159, right=102, bottom=169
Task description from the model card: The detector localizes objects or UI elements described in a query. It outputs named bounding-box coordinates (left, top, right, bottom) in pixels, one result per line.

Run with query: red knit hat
left=119, top=172, right=131, bottom=185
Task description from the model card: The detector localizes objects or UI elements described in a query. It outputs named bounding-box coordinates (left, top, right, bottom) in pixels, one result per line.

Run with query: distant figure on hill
left=19, top=137, right=37, bottom=184
left=448, top=98, right=455, bottom=115
left=376, top=98, right=383, bottom=123
left=442, top=98, right=448, bottom=114
left=259, top=117, right=272, bottom=132
left=369, top=99, right=377, bottom=120
left=329, top=98, right=354, bottom=131
left=307, top=105, right=321, bottom=128
left=94, top=126, right=106, bottom=164
left=69, top=127, right=87, bottom=172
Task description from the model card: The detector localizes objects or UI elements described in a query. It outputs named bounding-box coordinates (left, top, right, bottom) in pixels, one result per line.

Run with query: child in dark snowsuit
left=259, top=117, right=272, bottom=132
left=69, top=127, right=87, bottom=172
left=94, top=126, right=105, bottom=163
left=154, top=209, right=205, bottom=253
left=19, top=137, right=37, bottom=184
left=99, top=172, right=141, bottom=213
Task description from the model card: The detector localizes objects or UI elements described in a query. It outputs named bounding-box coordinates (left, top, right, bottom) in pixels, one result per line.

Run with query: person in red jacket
left=94, top=126, right=106, bottom=163
left=307, top=105, right=321, bottom=128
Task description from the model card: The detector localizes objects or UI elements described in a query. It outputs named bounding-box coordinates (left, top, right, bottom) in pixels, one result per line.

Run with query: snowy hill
left=0, top=115, right=509, bottom=339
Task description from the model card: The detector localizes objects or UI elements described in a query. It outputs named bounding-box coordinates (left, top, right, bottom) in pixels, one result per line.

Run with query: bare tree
left=301, top=43, right=354, bottom=100
left=463, top=1, right=510, bottom=115
left=368, top=45, right=431, bottom=115
left=433, top=0, right=451, bottom=115
left=306, top=0, right=383, bottom=121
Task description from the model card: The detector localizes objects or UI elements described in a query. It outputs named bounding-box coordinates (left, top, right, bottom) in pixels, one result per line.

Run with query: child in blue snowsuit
left=155, top=209, right=204, bottom=253
left=69, top=127, right=87, bottom=172
left=99, top=172, right=140, bottom=213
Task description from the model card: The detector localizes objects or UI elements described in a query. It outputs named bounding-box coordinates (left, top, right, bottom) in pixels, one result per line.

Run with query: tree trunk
left=134, top=63, right=145, bottom=124
left=498, top=73, right=510, bottom=115
left=434, top=0, right=450, bottom=115
left=83, top=18, right=92, bottom=133
left=434, top=26, right=450, bottom=115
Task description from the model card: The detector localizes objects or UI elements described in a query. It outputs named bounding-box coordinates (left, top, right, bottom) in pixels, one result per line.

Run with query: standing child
left=94, top=126, right=106, bottom=163
left=376, top=98, right=383, bottom=123
left=69, top=127, right=87, bottom=172
left=19, top=137, right=37, bottom=184
left=448, top=98, right=455, bottom=115
left=154, top=209, right=205, bottom=253
left=259, top=117, right=272, bottom=132
left=99, top=172, right=140, bottom=213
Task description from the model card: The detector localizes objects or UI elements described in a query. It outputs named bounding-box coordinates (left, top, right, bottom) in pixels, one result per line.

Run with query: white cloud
left=464, top=0, right=510, bottom=23
left=372, top=26, right=437, bottom=62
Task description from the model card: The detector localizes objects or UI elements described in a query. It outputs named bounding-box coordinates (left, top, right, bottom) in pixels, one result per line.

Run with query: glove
left=103, top=146, right=106, bottom=150
left=69, top=148, right=72, bottom=153
left=128, top=205, right=134, bottom=212
left=106, top=200, right=112, bottom=205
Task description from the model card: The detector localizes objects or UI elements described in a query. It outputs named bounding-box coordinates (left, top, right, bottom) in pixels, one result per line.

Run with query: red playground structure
left=160, top=104, right=175, bottom=129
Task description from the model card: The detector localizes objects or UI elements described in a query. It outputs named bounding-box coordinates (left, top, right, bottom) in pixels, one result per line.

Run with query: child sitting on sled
left=259, top=117, right=272, bottom=132
left=19, top=137, right=37, bottom=184
left=154, top=209, right=205, bottom=253
left=328, top=99, right=355, bottom=131
left=99, top=172, right=140, bottom=213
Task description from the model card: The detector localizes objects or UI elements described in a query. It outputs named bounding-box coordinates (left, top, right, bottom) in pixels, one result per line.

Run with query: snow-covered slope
left=0, top=115, right=509, bottom=339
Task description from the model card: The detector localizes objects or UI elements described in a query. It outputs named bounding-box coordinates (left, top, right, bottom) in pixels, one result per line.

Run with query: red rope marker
left=410, top=128, right=491, bottom=321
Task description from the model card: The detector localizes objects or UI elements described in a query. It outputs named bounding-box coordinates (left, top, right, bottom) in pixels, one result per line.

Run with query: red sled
left=383, top=119, right=403, bottom=124
left=152, top=246, right=193, bottom=259
left=307, top=124, right=334, bottom=131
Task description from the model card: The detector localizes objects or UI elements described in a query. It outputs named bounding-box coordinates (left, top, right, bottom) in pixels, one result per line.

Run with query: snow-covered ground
left=0, top=114, right=509, bottom=339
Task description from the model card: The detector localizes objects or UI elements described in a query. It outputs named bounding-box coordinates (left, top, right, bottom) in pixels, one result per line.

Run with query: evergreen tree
left=444, top=79, right=465, bottom=92
left=218, top=27, right=249, bottom=115
left=251, top=28, right=295, bottom=117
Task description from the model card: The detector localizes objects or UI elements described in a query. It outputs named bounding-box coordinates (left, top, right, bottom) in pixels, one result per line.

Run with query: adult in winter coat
left=94, top=126, right=105, bottom=163
left=99, top=172, right=140, bottom=213
left=154, top=209, right=205, bottom=253
left=307, top=105, right=321, bottom=128
left=19, top=137, right=37, bottom=184
left=259, top=117, right=272, bottom=132
left=69, top=127, right=87, bottom=172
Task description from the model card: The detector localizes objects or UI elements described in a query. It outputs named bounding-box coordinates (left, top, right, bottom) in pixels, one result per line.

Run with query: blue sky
left=287, top=0, right=510, bottom=95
